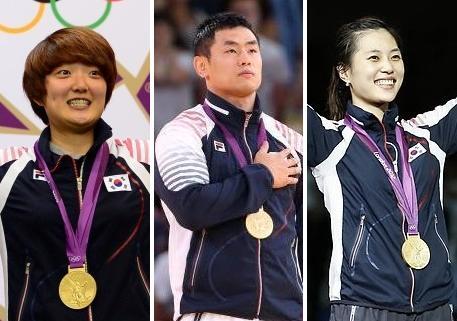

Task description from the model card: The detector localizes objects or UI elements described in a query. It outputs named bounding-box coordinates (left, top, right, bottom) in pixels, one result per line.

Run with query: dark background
left=307, top=2, right=457, bottom=321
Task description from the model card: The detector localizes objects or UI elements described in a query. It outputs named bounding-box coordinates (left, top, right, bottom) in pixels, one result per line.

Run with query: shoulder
left=0, top=146, right=33, bottom=167
left=262, top=113, right=303, bottom=156
left=156, top=105, right=211, bottom=147
left=107, top=138, right=150, bottom=165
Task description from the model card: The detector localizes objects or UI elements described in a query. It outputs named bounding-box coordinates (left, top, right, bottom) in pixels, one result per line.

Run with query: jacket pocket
left=434, top=212, right=451, bottom=263
left=16, top=262, right=31, bottom=321
left=136, top=256, right=150, bottom=297
left=189, top=229, right=206, bottom=291
left=349, top=209, right=366, bottom=269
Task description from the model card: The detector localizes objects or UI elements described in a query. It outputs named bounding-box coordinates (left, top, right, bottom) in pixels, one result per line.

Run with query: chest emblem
left=214, top=140, right=226, bottom=152
left=33, top=169, right=47, bottom=182
left=103, top=174, right=132, bottom=192
left=408, top=143, right=426, bottom=162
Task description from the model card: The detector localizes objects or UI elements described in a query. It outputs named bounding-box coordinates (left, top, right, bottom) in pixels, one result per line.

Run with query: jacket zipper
left=243, top=113, right=264, bottom=317
left=349, top=214, right=365, bottom=268
left=190, top=229, right=206, bottom=289
left=16, top=262, right=31, bottom=321
left=349, top=305, right=357, bottom=321
left=136, top=256, right=150, bottom=295
left=434, top=213, right=451, bottom=263
left=380, top=121, right=416, bottom=312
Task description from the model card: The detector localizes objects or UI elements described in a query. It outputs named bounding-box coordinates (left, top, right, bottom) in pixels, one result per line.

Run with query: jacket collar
left=346, top=101, right=399, bottom=134
left=37, top=118, right=113, bottom=167
left=204, top=91, right=262, bottom=132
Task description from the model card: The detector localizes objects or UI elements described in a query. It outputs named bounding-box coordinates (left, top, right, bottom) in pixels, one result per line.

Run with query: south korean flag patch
left=104, top=174, right=132, bottom=192
left=408, top=143, right=426, bottom=162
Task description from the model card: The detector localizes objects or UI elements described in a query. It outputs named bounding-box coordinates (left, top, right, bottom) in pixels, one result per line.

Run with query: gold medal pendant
left=245, top=207, right=274, bottom=239
left=401, top=234, right=430, bottom=269
left=59, top=265, right=97, bottom=309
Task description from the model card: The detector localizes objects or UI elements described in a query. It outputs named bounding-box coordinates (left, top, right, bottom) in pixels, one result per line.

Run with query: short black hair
left=193, top=12, right=259, bottom=57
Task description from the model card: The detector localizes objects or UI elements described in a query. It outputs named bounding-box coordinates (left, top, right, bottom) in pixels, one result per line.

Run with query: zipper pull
left=25, top=262, right=31, bottom=275
left=77, top=177, right=83, bottom=192
left=393, top=160, right=398, bottom=174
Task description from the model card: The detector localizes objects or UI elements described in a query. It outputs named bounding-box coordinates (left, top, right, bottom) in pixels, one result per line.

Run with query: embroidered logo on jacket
left=408, top=143, right=426, bottom=162
left=214, top=140, right=226, bottom=152
left=33, top=169, right=46, bottom=182
left=103, top=174, right=132, bottom=192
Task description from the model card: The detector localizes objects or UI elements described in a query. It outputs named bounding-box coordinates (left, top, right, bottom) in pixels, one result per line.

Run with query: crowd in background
left=153, top=1, right=303, bottom=320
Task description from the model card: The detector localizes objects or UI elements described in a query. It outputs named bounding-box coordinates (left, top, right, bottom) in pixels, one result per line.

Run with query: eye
left=89, top=70, right=102, bottom=78
left=249, top=48, right=258, bottom=53
left=226, top=48, right=237, bottom=54
left=368, top=55, right=379, bottom=61
left=391, top=54, right=402, bottom=61
left=56, top=69, right=71, bottom=77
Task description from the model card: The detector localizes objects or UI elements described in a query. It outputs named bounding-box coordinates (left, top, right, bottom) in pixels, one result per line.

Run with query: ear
left=193, top=56, right=208, bottom=79
left=336, top=64, right=350, bottom=84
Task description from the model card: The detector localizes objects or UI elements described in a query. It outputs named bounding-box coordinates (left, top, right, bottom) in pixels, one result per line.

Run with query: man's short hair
left=193, top=12, right=259, bottom=58
left=23, top=27, right=117, bottom=125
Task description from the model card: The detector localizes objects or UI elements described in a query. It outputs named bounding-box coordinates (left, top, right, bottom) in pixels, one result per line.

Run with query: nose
left=237, top=50, right=252, bottom=67
left=72, top=74, right=89, bottom=92
left=380, top=58, right=394, bottom=74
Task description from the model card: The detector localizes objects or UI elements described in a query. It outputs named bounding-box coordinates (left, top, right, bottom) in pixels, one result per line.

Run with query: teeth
left=375, top=79, right=394, bottom=86
left=68, top=99, right=90, bottom=107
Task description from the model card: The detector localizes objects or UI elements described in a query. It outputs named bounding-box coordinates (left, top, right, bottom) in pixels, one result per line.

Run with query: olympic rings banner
left=0, top=0, right=150, bottom=148
left=0, top=0, right=149, bottom=317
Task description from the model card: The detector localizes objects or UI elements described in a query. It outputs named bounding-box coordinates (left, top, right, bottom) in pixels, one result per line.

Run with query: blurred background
left=308, top=2, right=457, bottom=321
left=153, top=0, right=303, bottom=320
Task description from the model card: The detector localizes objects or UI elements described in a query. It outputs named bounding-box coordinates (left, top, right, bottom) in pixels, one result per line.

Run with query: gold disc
left=245, top=208, right=273, bottom=239
left=59, top=267, right=97, bottom=309
left=401, top=234, right=430, bottom=270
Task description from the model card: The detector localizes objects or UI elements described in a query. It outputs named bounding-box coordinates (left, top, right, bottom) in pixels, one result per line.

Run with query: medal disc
left=245, top=208, right=273, bottom=239
left=59, top=267, right=97, bottom=309
left=401, top=235, right=430, bottom=269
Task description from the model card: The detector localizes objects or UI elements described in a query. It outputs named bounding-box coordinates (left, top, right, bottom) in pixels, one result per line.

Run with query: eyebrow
left=365, top=48, right=401, bottom=54
left=223, top=40, right=258, bottom=46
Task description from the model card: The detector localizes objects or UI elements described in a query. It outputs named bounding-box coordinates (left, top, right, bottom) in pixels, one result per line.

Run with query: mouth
left=374, top=79, right=396, bottom=88
left=67, top=98, right=92, bottom=108
left=238, top=70, right=255, bottom=78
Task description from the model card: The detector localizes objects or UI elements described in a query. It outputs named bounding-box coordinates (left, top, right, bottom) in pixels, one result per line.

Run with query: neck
left=209, top=89, right=256, bottom=112
left=356, top=103, right=388, bottom=122
left=49, top=127, right=94, bottom=157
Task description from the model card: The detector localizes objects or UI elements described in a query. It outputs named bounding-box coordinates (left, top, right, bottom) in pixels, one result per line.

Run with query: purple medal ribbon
left=34, top=142, right=109, bottom=268
left=344, top=115, right=419, bottom=235
left=202, top=102, right=267, bottom=167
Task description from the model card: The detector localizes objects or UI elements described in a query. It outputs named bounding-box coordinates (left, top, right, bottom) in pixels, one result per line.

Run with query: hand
left=254, top=141, right=301, bottom=188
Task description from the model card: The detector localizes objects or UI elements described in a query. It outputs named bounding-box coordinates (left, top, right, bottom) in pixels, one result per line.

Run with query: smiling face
left=40, top=63, right=107, bottom=134
left=339, top=28, right=405, bottom=111
left=194, top=26, right=262, bottom=101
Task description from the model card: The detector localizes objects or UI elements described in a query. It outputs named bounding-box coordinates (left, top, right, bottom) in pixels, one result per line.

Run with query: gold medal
left=59, top=265, right=97, bottom=309
left=245, top=207, right=273, bottom=239
left=401, top=234, right=430, bottom=269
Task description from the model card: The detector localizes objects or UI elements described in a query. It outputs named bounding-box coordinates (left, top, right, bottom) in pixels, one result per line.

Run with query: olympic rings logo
left=0, top=0, right=122, bottom=34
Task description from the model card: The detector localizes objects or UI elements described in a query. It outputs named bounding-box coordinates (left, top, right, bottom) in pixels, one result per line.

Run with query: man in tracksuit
left=155, top=13, right=303, bottom=321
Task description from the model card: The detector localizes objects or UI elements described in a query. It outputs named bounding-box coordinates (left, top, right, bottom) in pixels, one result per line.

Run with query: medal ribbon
left=34, top=142, right=109, bottom=268
left=344, top=115, right=419, bottom=235
left=202, top=102, right=267, bottom=168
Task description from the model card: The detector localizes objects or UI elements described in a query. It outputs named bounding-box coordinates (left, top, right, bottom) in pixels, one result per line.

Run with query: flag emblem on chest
left=408, top=143, right=426, bottom=162
left=103, top=174, right=132, bottom=192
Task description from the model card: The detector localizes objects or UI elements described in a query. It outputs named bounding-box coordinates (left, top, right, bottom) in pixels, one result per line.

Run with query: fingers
left=279, top=148, right=291, bottom=158
left=287, top=176, right=299, bottom=185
